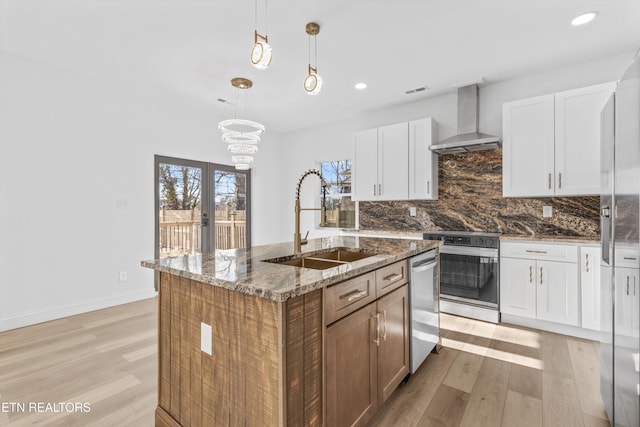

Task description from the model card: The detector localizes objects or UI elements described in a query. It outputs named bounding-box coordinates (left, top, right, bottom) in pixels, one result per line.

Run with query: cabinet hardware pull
left=548, top=173, right=551, bottom=189
left=373, top=184, right=376, bottom=196
left=379, top=184, right=382, bottom=195
left=624, top=257, right=637, bottom=261
left=558, top=172, right=562, bottom=189
left=383, top=273, right=403, bottom=282
left=372, top=314, right=381, bottom=346
left=540, top=267, right=543, bottom=285
left=529, top=266, right=533, bottom=283
left=339, top=289, right=367, bottom=302
left=381, top=310, right=387, bottom=342
left=627, top=276, right=630, bottom=295
left=526, top=250, right=548, bottom=254
left=585, top=253, right=589, bottom=272
left=427, top=180, right=430, bottom=194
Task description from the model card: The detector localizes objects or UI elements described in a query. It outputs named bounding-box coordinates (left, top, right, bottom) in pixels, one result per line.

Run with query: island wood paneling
left=156, top=272, right=322, bottom=427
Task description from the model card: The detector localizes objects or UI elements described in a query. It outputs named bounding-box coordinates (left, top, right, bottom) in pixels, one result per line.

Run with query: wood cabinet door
left=555, top=82, right=615, bottom=196
left=378, top=122, right=409, bottom=200
left=408, top=118, right=438, bottom=200
left=580, top=246, right=602, bottom=330
left=353, top=128, right=379, bottom=201
left=537, top=260, right=579, bottom=326
left=326, top=303, right=378, bottom=427
left=500, top=257, right=537, bottom=319
left=376, top=285, right=409, bottom=406
left=502, top=94, right=555, bottom=197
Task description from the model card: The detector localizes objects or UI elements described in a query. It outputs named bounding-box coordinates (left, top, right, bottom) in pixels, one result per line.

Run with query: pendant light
left=304, top=22, right=323, bottom=95
left=251, top=0, right=272, bottom=69
left=218, top=78, right=265, bottom=170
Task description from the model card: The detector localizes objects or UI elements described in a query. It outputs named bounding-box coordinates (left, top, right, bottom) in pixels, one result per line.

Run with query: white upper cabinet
left=503, top=94, right=555, bottom=197
left=555, top=83, right=616, bottom=195
left=408, top=118, right=438, bottom=200
left=503, top=82, right=615, bottom=197
left=378, top=123, right=409, bottom=200
left=354, top=119, right=438, bottom=201
left=354, top=128, right=379, bottom=201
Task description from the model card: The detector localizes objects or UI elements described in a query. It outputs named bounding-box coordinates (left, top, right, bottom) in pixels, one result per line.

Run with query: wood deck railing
left=159, top=218, right=246, bottom=256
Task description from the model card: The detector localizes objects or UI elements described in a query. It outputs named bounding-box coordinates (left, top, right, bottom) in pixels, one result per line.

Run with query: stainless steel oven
left=423, top=231, right=500, bottom=323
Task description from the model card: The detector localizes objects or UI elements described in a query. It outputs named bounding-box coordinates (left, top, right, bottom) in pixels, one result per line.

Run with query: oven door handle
left=439, top=246, right=498, bottom=257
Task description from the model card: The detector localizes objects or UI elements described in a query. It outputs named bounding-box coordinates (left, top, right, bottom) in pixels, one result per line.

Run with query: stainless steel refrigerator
left=600, top=51, right=640, bottom=427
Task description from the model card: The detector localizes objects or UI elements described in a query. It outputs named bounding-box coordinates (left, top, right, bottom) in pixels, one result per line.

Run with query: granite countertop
left=500, top=234, right=599, bottom=244
left=141, top=235, right=440, bottom=301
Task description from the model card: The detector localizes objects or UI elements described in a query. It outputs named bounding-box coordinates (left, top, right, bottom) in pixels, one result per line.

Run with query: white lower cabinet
left=500, top=256, right=578, bottom=326
left=580, top=246, right=602, bottom=331
left=614, top=267, right=640, bottom=338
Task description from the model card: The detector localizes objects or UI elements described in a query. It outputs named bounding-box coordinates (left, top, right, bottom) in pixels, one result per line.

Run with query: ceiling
left=1, top=0, right=639, bottom=133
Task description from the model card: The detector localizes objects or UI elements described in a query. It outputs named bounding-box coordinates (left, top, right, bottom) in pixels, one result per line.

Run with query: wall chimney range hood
left=430, top=84, right=501, bottom=154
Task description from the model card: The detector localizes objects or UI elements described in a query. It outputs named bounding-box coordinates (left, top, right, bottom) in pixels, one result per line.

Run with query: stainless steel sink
left=311, top=250, right=374, bottom=262
left=277, top=257, right=344, bottom=270
left=263, top=248, right=376, bottom=270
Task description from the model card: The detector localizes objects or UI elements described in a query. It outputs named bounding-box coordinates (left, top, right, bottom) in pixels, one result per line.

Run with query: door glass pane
left=214, top=170, right=248, bottom=249
left=158, top=163, right=202, bottom=257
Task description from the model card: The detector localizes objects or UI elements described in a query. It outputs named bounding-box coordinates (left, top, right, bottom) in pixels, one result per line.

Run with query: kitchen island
left=142, top=235, right=439, bottom=427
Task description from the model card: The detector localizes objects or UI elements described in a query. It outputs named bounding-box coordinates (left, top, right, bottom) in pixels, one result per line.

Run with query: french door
left=154, top=156, right=251, bottom=262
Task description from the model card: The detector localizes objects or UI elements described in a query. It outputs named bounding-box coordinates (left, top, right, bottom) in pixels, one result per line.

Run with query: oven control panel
left=423, top=233, right=499, bottom=249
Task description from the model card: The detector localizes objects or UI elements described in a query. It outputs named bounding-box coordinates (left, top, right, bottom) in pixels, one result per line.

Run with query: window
left=320, top=160, right=355, bottom=228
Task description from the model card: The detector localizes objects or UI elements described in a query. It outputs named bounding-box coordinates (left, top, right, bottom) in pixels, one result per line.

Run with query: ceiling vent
left=405, top=85, right=429, bottom=95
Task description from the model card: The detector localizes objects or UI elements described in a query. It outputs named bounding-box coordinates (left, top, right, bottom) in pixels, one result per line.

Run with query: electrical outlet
left=119, top=271, right=127, bottom=282
left=201, top=322, right=212, bottom=355
left=409, top=207, right=417, bottom=217
left=543, top=206, right=553, bottom=218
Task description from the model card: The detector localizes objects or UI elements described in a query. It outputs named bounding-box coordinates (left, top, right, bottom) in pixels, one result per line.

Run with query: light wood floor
left=0, top=298, right=610, bottom=427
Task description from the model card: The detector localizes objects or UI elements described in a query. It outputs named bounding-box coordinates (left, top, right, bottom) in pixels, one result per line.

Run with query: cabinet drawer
left=501, top=241, right=577, bottom=263
left=375, top=260, right=408, bottom=296
left=615, top=247, right=640, bottom=268
left=325, top=272, right=376, bottom=325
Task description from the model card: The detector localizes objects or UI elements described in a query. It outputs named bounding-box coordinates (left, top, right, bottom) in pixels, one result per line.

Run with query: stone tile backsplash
left=359, top=150, right=599, bottom=237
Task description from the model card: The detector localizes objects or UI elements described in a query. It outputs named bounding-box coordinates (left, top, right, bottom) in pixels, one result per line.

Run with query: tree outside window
left=321, top=160, right=355, bottom=228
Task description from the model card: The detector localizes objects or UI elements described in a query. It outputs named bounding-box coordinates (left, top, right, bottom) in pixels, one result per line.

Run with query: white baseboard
left=500, top=313, right=604, bottom=341
left=0, top=290, right=157, bottom=332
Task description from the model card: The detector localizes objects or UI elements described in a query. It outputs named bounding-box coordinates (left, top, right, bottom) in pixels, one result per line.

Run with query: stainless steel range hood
left=430, top=84, right=501, bottom=154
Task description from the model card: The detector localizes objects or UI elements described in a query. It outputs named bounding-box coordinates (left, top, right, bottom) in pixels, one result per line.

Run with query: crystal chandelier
left=251, top=0, right=272, bottom=69
left=218, top=78, right=265, bottom=170
left=304, top=23, right=323, bottom=95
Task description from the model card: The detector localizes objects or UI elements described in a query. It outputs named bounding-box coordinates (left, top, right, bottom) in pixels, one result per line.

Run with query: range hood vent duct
left=430, top=84, right=501, bottom=155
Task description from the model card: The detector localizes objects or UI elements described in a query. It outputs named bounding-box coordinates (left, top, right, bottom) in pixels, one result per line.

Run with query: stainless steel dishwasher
left=408, top=249, right=440, bottom=374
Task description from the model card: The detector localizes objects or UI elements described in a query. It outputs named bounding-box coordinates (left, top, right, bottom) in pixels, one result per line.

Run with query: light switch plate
left=409, top=207, right=417, bottom=217
left=543, top=206, right=553, bottom=218
left=201, top=322, right=212, bottom=355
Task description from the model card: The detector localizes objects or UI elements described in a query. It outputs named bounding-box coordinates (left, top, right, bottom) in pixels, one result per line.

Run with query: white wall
left=0, top=52, right=284, bottom=331
left=279, top=52, right=634, bottom=239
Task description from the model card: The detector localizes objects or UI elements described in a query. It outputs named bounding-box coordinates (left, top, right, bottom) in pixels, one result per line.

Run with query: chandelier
left=218, top=78, right=265, bottom=170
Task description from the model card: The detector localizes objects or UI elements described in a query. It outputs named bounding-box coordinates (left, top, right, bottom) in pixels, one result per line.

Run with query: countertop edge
left=142, top=237, right=441, bottom=302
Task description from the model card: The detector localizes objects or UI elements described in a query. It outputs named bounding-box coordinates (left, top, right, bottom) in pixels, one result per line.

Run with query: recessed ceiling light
left=355, top=82, right=367, bottom=90
left=571, top=11, right=598, bottom=26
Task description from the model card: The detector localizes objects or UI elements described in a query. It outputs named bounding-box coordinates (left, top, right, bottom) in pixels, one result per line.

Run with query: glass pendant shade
left=251, top=32, right=272, bottom=69
left=304, top=66, right=323, bottom=95
left=228, top=144, right=258, bottom=154
left=231, top=156, right=254, bottom=170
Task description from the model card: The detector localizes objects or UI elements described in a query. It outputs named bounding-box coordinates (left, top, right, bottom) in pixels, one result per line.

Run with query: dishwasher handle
left=411, top=260, right=438, bottom=272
